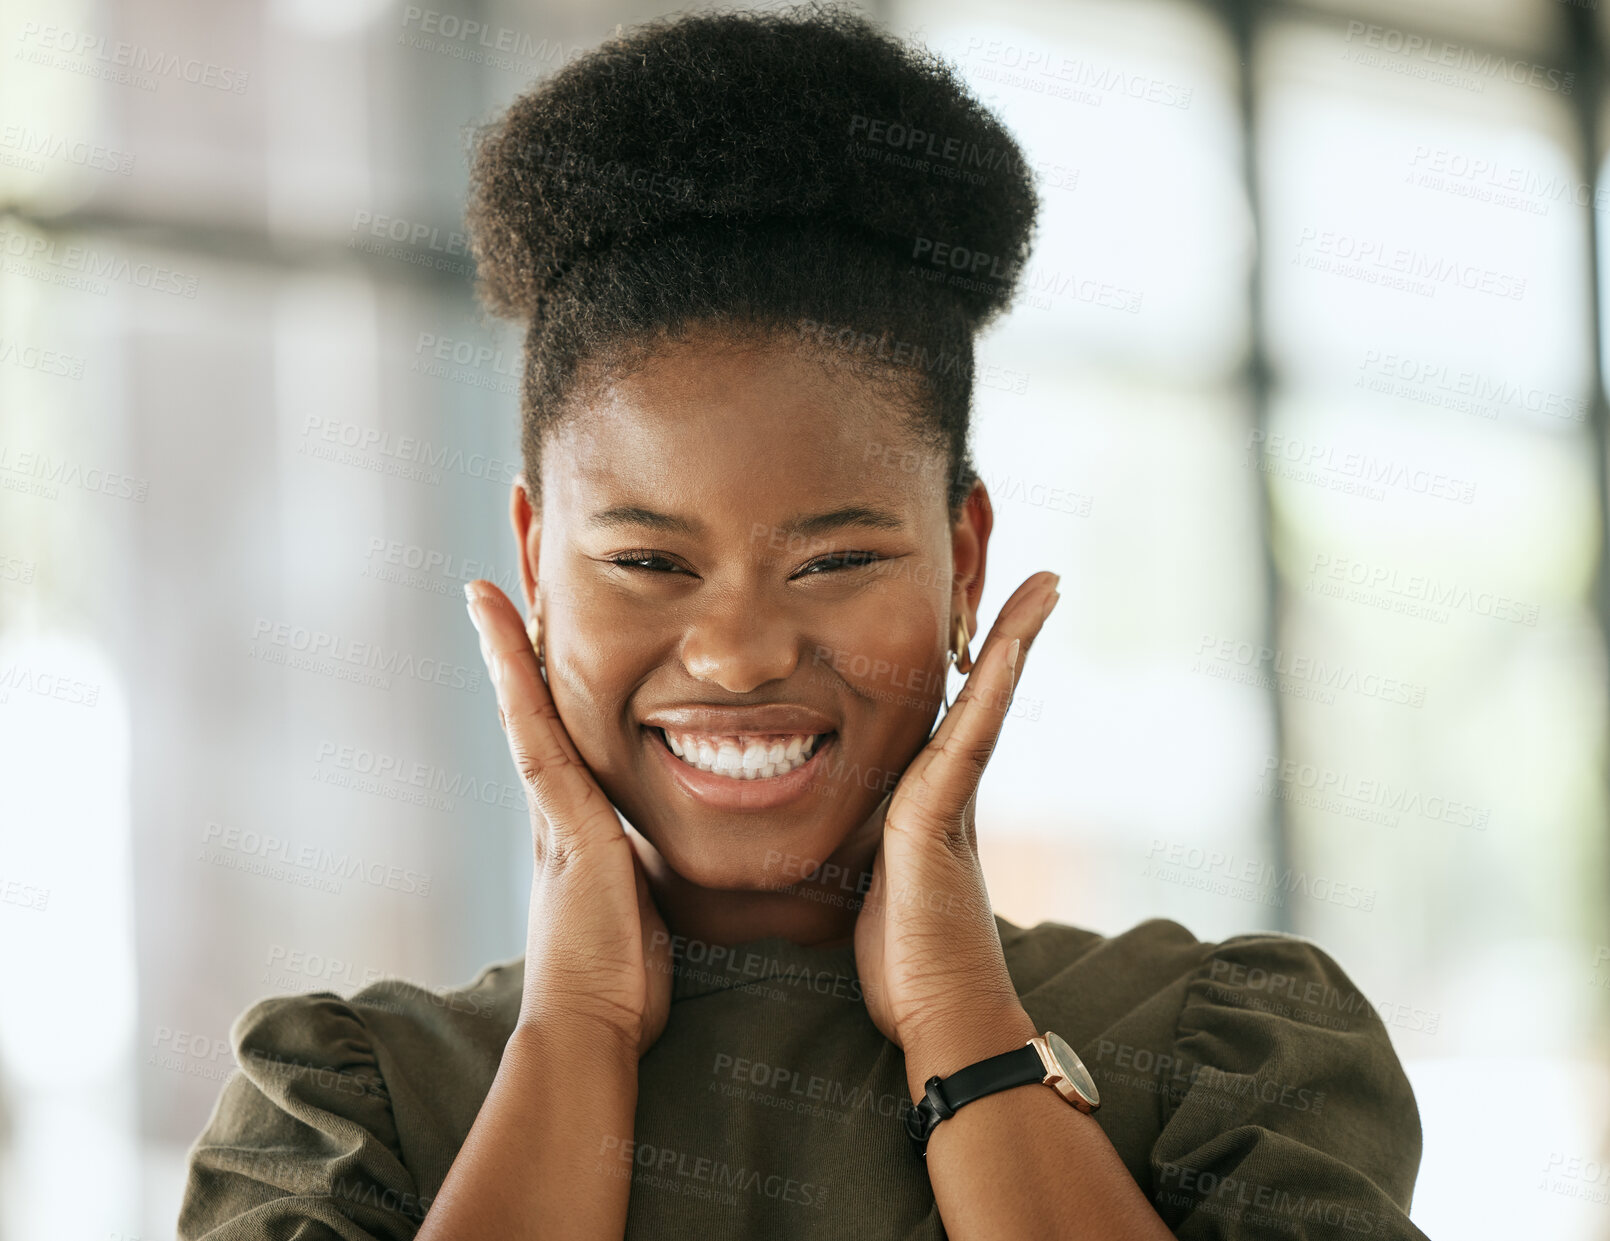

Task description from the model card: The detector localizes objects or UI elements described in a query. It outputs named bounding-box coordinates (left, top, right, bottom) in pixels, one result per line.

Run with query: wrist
left=901, top=1001, right=1039, bottom=1102
left=511, top=1008, right=642, bottom=1074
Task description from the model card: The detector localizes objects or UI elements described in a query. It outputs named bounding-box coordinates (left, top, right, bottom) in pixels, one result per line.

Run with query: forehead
left=542, top=336, right=947, bottom=529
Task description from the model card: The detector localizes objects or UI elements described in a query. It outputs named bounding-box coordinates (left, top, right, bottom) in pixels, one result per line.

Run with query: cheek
left=807, top=589, right=949, bottom=717
left=542, top=600, right=649, bottom=743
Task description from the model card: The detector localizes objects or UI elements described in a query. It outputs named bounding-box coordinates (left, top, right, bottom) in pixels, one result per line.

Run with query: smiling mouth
left=646, top=726, right=835, bottom=780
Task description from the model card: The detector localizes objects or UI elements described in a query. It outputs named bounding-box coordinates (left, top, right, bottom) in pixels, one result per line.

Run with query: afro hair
left=464, top=0, right=1040, bottom=513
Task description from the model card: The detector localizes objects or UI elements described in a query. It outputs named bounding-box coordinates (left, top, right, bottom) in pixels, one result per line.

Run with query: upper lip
left=642, top=705, right=837, bottom=735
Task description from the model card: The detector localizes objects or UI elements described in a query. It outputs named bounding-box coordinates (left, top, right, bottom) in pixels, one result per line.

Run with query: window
left=1, top=1, right=1604, bottom=1234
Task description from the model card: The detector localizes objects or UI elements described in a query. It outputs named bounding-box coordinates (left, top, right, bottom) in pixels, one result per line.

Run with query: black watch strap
left=905, top=1041, right=1045, bottom=1153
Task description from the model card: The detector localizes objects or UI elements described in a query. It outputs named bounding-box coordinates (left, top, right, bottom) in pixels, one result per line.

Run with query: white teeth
left=657, top=729, right=827, bottom=780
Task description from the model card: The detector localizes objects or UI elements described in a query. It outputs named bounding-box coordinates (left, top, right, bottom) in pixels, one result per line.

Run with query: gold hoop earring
left=951, top=613, right=973, bottom=675
left=935, top=613, right=972, bottom=729
left=526, top=609, right=544, bottom=665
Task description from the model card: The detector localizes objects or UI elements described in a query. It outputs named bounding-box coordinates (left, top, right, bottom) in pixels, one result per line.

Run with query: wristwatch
left=905, top=1030, right=1100, bottom=1155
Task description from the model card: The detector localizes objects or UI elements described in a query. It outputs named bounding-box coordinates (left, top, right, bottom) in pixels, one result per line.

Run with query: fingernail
left=1047, top=573, right=1061, bottom=592
left=1041, top=590, right=1061, bottom=623
left=465, top=597, right=484, bottom=633
left=1006, top=637, right=1021, bottom=670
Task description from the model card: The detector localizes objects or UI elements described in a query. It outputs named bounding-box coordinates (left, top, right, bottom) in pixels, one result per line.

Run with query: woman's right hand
left=464, top=579, right=673, bottom=1061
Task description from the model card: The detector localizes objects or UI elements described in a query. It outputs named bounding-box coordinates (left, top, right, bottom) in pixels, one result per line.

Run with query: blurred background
left=1, top=0, right=1607, bottom=1235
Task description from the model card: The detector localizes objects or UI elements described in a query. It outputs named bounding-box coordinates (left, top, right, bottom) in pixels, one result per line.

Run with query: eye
left=796, top=550, right=883, bottom=576
left=606, top=551, right=690, bottom=575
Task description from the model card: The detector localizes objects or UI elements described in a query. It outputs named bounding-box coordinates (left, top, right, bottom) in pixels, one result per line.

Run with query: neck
left=631, top=796, right=889, bottom=950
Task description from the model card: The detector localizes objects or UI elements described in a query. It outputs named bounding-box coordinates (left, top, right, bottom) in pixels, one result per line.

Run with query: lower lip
left=644, top=726, right=836, bottom=811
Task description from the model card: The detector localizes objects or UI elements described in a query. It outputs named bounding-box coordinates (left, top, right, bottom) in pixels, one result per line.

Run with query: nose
left=679, top=587, right=802, bottom=694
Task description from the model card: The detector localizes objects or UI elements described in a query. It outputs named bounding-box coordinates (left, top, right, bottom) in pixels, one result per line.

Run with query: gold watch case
left=1030, top=1030, right=1101, bottom=1113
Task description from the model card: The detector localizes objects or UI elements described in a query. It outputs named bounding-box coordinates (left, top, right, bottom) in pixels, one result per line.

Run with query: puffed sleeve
left=1148, top=933, right=1430, bottom=1240
left=177, top=992, right=428, bottom=1240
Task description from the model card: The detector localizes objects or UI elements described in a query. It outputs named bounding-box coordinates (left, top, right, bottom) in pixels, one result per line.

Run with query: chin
left=652, top=826, right=839, bottom=894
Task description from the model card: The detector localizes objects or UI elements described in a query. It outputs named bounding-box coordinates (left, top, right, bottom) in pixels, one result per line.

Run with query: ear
left=509, top=473, right=542, bottom=614
left=950, top=478, right=993, bottom=640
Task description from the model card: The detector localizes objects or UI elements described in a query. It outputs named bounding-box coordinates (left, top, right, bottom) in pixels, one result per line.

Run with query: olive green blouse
left=177, top=914, right=1428, bottom=1239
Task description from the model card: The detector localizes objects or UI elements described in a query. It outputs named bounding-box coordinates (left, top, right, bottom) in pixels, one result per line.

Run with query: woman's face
left=512, top=326, right=990, bottom=891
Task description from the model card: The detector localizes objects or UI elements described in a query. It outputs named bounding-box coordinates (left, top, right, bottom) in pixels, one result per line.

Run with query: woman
left=178, top=5, right=1427, bottom=1238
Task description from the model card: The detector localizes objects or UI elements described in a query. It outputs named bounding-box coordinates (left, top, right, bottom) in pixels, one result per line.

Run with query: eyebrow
left=586, top=504, right=906, bottom=538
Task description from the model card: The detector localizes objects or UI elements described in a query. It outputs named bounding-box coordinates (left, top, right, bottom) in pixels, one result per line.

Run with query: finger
left=895, top=573, right=1058, bottom=833
left=894, top=631, right=1020, bottom=842
left=930, top=571, right=1055, bottom=751
left=959, top=570, right=1059, bottom=703
left=464, top=580, right=622, bottom=855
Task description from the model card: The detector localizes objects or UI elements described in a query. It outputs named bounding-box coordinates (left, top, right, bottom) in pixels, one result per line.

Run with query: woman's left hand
left=853, top=570, right=1061, bottom=1062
